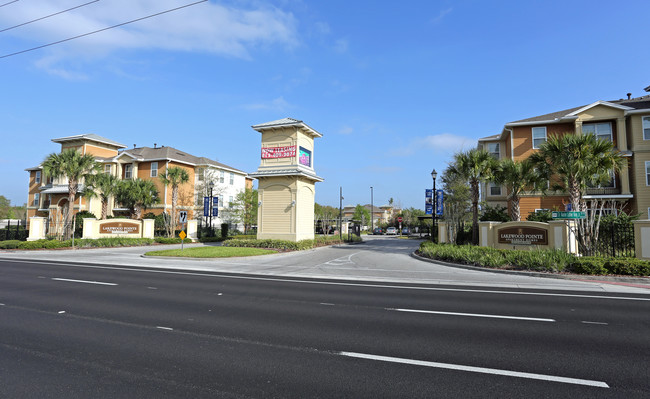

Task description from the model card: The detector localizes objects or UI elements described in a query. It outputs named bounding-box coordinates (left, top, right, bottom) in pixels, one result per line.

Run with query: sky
left=2, top=0, right=649, bottom=210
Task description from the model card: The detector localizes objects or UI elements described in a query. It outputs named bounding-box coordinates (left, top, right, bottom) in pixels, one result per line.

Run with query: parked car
left=373, top=227, right=384, bottom=235
left=386, top=227, right=398, bottom=235
left=401, top=227, right=410, bottom=235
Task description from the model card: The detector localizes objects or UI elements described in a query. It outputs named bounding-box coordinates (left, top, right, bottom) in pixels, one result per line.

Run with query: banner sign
left=212, top=197, right=219, bottom=217
left=299, top=146, right=312, bottom=167
left=436, top=189, right=444, bottom=216
left=425, top=189, right=433, bottom=215
left=203, top=196, right=210, bottom=217
left=261, top=146, right=296, bottom=159
left=497, top=226, right=548, bottom=245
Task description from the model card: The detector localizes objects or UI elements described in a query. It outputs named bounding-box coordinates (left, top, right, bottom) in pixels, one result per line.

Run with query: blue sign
left=212, top=197, right=219, bottom=217
left=425, top=189, right=433, bottom=214
left=203, top=197, right=210, bottom=217
left=436, top=189, right=444, bottom=216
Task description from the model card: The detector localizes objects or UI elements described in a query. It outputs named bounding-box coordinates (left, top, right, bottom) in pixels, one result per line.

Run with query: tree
left=0, top=195, right=11, bottom=219
left=441, top=165, right=472, bottom=244
left=83, top=172, right=120, bottom=219
left=352, top=204, right=370, bottom=228
left=447, top=148, right=499, bottom=244
left=315, top=203, right=338, bottom=234
left=529, top=132, right=625, bottom=254
left=42, top=148, right=100, bottom=239
left=492, top=158, right=546, bottom=221
left=115, top=178, right=159, bottom=219
left=159, top=166, right=190, bottom=237
left=230, top=188, right=258, bottom=234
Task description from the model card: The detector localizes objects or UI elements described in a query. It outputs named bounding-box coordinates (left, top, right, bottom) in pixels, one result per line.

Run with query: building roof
left=120, top=146, right=246, bottom=174
left=248, top=166, right=323, bottom=182
left=252, top=117, right=323, bottom=138
left=52, top=134, right=127, bottom=149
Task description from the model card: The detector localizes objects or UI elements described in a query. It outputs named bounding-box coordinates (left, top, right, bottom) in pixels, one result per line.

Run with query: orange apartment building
left=26, top=134, right=251, bottom=229
left=478, top=86, right=650, bottom=219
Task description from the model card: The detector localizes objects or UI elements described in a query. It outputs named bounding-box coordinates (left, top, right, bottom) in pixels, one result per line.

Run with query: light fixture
left=431, top=169, right=437, bottom=180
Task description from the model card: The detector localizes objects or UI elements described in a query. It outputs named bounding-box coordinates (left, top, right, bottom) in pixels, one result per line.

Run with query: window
left=583, top=122, right=612, bottom=142
left=646, top=161, right=650, bottom=186
left=486, top=143, right=500, bottom=159
left=33, top=193, right=40, bottom=207
left=643, top=117, right=650, bottom=140
left=150, top=162, right=158, bottom=178
left=104, top=164, right=112, bottom=174
left=124, top=164, right=132, bottom=179
left=220, top=171, right=224, bottom=183
left=35, top=171, right=41, bottom=184
left=488, top=183, right=501, bottom=196
left=197, top=168, right=204, bottom=181
left=532, top=127, right=547, bottom=149
left=229, top=173, right=234, bottom=185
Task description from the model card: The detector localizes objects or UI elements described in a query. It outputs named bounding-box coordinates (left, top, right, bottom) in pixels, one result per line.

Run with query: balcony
left=585, top=187, right=621, bottom=195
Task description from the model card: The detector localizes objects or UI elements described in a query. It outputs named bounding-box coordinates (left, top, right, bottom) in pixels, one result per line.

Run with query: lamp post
left=208, top=181, right=214, bottom=235
left=339, top=187, right=343, bottom=240
left=431, top=169, right=437, bottom=243
left=370, top=186, right=373, bottom=235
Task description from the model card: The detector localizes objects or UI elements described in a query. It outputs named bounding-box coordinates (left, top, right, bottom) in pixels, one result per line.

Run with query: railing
left=585, top=187, right=621, bottom=195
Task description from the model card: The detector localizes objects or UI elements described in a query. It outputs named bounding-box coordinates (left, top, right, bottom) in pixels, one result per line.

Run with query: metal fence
left=0, top=219, right=28, bottom=241
left=579, top=222, right=635, bottom=258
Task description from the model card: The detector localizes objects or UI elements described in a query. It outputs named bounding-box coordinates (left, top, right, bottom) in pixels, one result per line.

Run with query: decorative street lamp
left=370, top=186, right=373, bottom=235
left=431, top=169, right=437, bottom=243
left=208, top=181, right=215, bottom=235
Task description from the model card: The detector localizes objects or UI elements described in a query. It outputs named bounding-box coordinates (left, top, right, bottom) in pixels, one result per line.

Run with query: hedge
left=223, top=235, right=361, bottom=251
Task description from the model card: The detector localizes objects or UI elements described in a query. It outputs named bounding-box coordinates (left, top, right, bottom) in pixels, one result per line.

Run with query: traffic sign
left=179, top=231, right=187, bottom=240
left=179, top=211, right=188, bottom=223
left=552, top=211, right=585, bottom=219
left=397, top=217, right=403, bottom=222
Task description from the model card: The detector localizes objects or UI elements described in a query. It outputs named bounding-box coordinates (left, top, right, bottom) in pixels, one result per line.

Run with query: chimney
left=133, top=144, right=136, bottom=148
left=627, top=93, right=632, bottom=100
left=154, top=143, right=157, bottom=148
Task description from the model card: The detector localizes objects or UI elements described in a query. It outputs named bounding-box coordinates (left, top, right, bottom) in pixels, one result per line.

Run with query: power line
left=0, top=0, right=19, bottom=8
left=1, top=0, right=100, bottom=33
left=0, top=0, right=208, bottom=59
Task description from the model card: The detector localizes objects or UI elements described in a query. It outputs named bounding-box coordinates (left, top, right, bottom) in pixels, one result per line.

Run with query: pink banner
left=261, top=146, right=296, bottom=159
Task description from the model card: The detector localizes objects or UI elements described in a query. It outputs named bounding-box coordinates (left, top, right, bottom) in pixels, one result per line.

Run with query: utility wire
left=0, top=0, right=208, bottom=59
left=0, top=0, right=19, bottom=8
left=1, top=0, right=100, bottom=33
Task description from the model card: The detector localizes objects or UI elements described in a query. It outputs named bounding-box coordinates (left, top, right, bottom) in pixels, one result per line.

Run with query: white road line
left=52, top=278, right=117, bottom=286
left=581, top=321, right=609, bottom=325
left=8, top=259, right=647, bottom=301
left=389, top=308, right=555, bottom=322
left=156, top=326, right=173, bottom=331
left=339, top=352, right=609, bottom=388
left=320, top=302, right=335, bottom=306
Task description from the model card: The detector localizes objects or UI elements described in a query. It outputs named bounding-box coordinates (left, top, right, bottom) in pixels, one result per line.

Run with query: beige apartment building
left=478, top=86, right=650, bottom=219
left=26, top=134, right=250, bottom=230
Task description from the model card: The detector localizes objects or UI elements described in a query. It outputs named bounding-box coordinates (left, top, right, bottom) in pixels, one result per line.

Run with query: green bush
left=198, top=236, right=227, bottom=243
left=154, top=237, right=183, bottom=244
left=0, top=240, right=21, bottom=249
left=568, top=257, right=607, bottom=275
left=221, top=223, right=229, bottom=239
left=222, top=235, right=358, bottom=250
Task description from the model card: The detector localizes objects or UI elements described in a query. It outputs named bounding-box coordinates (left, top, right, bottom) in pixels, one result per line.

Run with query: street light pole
left=208, top=181, right=214, bottom=235
left=431, top=169, right=437, bottom=243
left=339, top=187, right=343, bottom=240
left=370, top=186, right=373, bottom=234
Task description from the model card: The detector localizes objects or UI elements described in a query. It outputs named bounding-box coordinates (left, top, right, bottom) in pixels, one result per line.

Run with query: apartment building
left=478, top=86, right=650, bottom=219
left=341, top=204, right=397, bottom=227
left=26, top=134, right=250, bottom=228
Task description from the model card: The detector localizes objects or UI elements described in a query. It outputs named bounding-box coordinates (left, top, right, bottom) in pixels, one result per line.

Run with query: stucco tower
left=250, top=118, right=323, bottom=241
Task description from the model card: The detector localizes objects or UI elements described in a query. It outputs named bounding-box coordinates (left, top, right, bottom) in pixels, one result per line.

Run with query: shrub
left=568, top=257, right=607, bottom=275
left=221, top=223, right=229, bottom=239
left=0, top=240, right=21, bottom=249
left=199, top=236, right=227, bottom=243
left=155, top=237, right=183, bottom=244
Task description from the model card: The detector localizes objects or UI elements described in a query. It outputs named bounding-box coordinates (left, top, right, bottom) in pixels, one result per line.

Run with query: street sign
left=179, top=230, right=187, bottom=240
left=179, top=211, right=187, bottom=223
left=552, top=211, right=586, bottom=219
left=397, top=217, right=403, bottom=222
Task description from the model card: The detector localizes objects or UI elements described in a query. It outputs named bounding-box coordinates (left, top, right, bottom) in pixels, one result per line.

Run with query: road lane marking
left=388, top=308, right=555, bottom=322
left=339, top=352, right=609, bottom=388
left=156, top=326, right=173, bottom=331
left=8, top=259, right=647, bottom=301
left=52, top=278, right=117, bottom=286
left=581, top=321, right=608, bottom=325
left=320, top=302, right=335, bottom=306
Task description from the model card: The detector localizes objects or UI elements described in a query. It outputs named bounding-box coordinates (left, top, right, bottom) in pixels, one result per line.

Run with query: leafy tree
left=159, top=166, right=190, bottom=236
left=447, top=148, right=499, bottom=244
left=83, top=172, right=120, bottom=219
left=529, top=133, right=625, bottom=254
left=352, top=204, right=370, bottom=227
left=479, top=205, right=510, bottom=222
left=42, top=148, right=100, bottom=239
left=526, top=209, right=553, bottom=223
left=492, top=158, right=546, bottom=221
left=0, top=195, right=11, bottom=219
left=230, top=188, right=258, bottom=234
left=441, top=165, right=472, bottom=244
left=115, top=178, right=159, bottom=219
left=315, top=203, right=338, bottom=234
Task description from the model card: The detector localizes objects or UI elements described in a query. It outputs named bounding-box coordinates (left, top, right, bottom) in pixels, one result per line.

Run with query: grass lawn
left=145, top=246, right=276, bottom=258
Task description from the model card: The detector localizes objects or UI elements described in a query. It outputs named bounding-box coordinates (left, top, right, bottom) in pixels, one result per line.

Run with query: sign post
left=179, top=211, right=188, bottom=250
left=552, top=211, right=586, bottom=219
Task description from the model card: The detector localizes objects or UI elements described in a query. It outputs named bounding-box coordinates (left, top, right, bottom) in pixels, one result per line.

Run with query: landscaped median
left=417, top=242, right=650, bottom=276
left=145, top=246, right=276, bottom=258
left=0, top=237, right=187, bottom=250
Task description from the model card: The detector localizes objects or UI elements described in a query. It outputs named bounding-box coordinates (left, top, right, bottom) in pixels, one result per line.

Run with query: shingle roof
left=251, top=118, right=303, bottom=128
left=52, top=134, right=127, bottom=149
left=509, top=105, right=586, bottom=124
left=120, top=146, right=246, bottom=174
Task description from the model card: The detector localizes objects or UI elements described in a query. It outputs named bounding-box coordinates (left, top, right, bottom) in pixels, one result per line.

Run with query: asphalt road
left=1, top=250, right=649, bottom=398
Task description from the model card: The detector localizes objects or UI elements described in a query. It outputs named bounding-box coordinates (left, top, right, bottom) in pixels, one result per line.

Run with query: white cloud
left=389, top=133, right=476, bottom=157
left=338, top=126, right=354, bottom=135
left=242, top=96, right=291, bottom=112
left=2, top=0, right=298, bottom=71
left=333, top=38, right=348, bottom=53
left=431, top=7, right=452, bottom=24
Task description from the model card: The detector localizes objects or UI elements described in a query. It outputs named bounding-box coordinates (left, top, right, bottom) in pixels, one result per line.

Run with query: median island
left=145, top=246, right=276, bottom=258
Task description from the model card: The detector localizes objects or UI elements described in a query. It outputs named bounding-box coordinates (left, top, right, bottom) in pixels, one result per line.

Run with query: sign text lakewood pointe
left=261, top=146, right=296, bottom=159
left=99, top=222, right=140, bottom=235
left=497, top=227, right=548, bottom=245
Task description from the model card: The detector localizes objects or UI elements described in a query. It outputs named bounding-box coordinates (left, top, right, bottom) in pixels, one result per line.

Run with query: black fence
left=0, top=220, right=28, bottom=241
left=579, top=222, right=635, bottom=258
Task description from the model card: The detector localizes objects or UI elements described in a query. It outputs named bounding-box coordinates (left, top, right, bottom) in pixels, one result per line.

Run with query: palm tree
left=115, top=179, right=159, bottom=219
left=529, top=133, right=625, bottom=212
left=84, top=172, right=120, bottom=219
left=447, top=148, right=499, bottom=244
left=493, top=158, right=545, bottom=221
left=42, top=148, right=100, bottom=239
left=159, top=166, right=190, bottom=236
